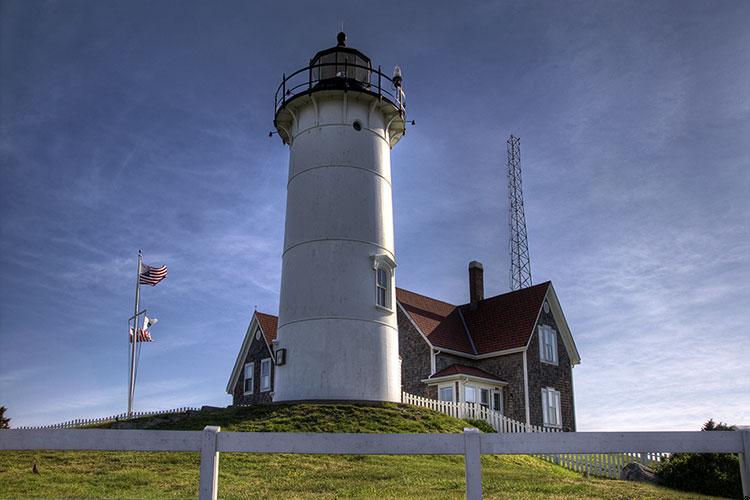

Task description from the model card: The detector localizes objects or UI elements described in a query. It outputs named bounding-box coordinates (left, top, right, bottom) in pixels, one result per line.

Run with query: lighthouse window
left=371, top=254, right=396, bottom=311
left=352, top=120, right=362, bottom=131
left=376, top=268, right=388, bottom=308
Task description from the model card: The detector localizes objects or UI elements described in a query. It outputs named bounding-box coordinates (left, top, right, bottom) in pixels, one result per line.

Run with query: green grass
left=0, top=403, right=725, bottom=499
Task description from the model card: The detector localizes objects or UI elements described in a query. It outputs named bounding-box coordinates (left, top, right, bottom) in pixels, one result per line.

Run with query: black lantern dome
left=309, top=32, right=372, bottom=90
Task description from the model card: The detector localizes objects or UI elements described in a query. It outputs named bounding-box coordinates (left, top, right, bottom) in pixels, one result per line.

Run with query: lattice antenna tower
left=507, top=134, right=532, bottom=290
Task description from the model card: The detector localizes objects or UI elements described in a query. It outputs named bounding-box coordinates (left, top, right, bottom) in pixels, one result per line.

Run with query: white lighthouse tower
left=272, top=33, right=406, bottom=402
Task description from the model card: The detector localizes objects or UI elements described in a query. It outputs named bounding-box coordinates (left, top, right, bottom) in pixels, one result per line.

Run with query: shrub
left=463, top=419, right=496, bottom=433
left=654, top=419, right=741, bottom=498
left=0, top=406, right=9, bottom=429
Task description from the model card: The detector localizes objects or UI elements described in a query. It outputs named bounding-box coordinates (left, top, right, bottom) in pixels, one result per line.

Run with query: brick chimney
left=469, top=261, right=484, bottom=309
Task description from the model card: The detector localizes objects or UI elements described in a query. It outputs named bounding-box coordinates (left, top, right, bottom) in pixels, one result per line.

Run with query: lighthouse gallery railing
left=274, top=61, right=406, bottom=118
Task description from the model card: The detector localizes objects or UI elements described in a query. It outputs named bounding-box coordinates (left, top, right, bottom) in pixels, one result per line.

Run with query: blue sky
left=1, top=0, right=748, bottom=430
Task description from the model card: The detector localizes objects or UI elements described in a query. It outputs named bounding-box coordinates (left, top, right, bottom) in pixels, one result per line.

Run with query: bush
left=654, top=419, right=741, bottom=498
left=463, top=419, right=496, bottom=433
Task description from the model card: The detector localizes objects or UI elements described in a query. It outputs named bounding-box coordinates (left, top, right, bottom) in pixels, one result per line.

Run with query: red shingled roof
left=460, top=282, right=550, bottom=354
left=255, top=311, right=278, bottom=344
left=397, top=282, right=550, bottom=355
left=395, top=288, right=474, bottom=353
left=429, top=363, right=507, bottom=383
left=254, top=282, right=550, bottom=357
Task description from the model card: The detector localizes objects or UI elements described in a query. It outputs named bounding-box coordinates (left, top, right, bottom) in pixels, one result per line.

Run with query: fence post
left=463, top=428, right=482, bottom=500
left=740, top=430, right=749, bottom=497
left=199, top=426, right=220, bottom=500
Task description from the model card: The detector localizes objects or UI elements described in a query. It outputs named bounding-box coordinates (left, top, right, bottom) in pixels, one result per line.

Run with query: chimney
left=468, top=261, right=484, bottom=309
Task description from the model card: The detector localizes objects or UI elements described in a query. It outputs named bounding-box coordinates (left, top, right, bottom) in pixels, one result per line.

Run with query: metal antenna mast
left=507, top=134, right=532, bottom=290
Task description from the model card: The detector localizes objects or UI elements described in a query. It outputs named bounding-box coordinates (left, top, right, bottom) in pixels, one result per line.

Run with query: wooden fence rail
left=1, top=427, right=748, bottom=500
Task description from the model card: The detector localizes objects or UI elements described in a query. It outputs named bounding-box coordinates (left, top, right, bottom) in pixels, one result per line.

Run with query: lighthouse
left=272, top=33, right=406, bottom=402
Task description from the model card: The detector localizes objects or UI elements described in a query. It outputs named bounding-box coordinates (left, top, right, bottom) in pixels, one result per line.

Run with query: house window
left=542, top=387, right=562, bottom=428
left=492, top=390, right=503, bottom=414
left=464, top=385, right=477, bottom=403
left=438, top=385, right=453, bottom=402
left=260, top=358, right=272, bottom=392
left=539, top=325, right=558, bottom=365
left=480, top=388, right=490, bottom=408
left=243, top=362, right=254, bottom=395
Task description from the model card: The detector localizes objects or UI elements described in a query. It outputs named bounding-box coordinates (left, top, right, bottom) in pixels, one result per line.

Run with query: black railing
left=275, top=62, right=405, bottom=117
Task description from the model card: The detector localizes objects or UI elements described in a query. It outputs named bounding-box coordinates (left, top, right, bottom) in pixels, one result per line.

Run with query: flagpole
left=128, top=250, right=142, bottom=416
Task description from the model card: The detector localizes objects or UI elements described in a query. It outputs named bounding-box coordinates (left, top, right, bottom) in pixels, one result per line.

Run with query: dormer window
left=371, top=254, right=396, bottom=311
left=539, top=325, right=558, bottom=365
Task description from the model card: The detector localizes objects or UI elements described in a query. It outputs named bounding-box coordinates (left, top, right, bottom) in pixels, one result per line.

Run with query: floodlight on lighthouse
left=392, top=66, right=402, bottom=87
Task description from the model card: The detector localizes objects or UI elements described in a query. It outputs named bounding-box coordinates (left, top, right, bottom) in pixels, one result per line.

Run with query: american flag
left=129, top=328, right=153, bottom=343
left=139, top=264, right=168, bottom=286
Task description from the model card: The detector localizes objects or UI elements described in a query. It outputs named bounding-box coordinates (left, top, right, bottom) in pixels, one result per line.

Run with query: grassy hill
left=0, top=402, right=723, bottom=499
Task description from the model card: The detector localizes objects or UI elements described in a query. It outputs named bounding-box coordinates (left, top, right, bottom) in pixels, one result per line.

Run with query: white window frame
left=243, top=362, right=254, bottom=395
left=479, top=388, right=491, bottom=408
left=464, top=384, right=477, bottom=404
left=491, top=389, right=504, bottom=415
left=260, top=358, right=272, bottom=392
left=542, top=387, right=562, bottom=428
left=371, top=254, right=396, bottom=312
left=539, top=325, right=558, bottom=365
left=438, top=384, right=454, bottom=402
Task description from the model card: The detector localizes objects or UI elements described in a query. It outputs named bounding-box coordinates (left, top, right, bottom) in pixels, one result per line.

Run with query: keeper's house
left=226, top=262, right=581, bottom=431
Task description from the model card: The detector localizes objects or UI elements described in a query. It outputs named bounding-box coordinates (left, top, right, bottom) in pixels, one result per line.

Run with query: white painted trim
left=429, top=345, right=527, bottom=360
left=396, top=301, right=434, bottom=349
left=523, top=351, right=530, bottom=426
left=422, top=374, right=508, bottom=387
left=243, top=362, right=254, bottom=395
left=570, top=364, right=577, bottom=432
left=226, top=314, right=259, bottom=394
left=543, top=284, right=581, bottom=365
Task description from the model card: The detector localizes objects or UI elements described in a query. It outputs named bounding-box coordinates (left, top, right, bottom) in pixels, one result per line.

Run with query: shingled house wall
left=397, top=309, right=433, bottom=397
left=526, top=305, right=576, bottom=431
left=232, top=330, right=275, bottom=405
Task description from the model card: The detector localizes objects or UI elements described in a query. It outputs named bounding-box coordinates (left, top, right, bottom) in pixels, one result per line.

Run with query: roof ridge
left=456, top=281, right=551, bottom=309
left=396, top=287, right=456, bottom=308
left=254, top=311, right=278, bottom=320
left=456, top=307, right=478, bottom=355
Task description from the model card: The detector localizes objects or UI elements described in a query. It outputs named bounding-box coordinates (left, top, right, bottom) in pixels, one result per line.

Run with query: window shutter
left=539, top=326, right=545, bottom=360
left=552, top=330, right=558, bottom=363
left=554, top=391, right=562, bottom=426
left=541, top=389, right=549, bottom=425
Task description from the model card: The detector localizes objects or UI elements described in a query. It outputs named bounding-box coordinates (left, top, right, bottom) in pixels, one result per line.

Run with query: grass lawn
left=0, top=403, right=725, bottom=499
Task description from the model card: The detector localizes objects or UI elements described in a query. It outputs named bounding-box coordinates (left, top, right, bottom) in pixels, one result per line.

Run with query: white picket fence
left=16, top=406, right=201, bottom=430
left=401, top=392, right=668, bottom=479
left=402, top=392, right=546, bottom=433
